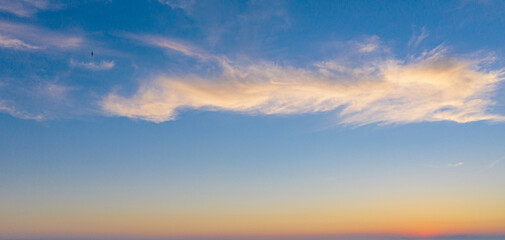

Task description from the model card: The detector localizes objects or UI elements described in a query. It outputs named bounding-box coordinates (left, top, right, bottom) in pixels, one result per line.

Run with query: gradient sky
left=1, top=1, right=505, bottom=240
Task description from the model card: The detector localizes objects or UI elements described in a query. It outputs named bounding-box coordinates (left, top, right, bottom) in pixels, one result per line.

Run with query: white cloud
left=0, top=21, right=83, bottom=50
left=486, top=156, right=505, bottom=169
left=359, top=44, right=379, bottom=53
left=0, top=81, right=74, bottom=120
left=102, top=38, right=505, bottom=125
left=358, top=36, right=381, bottom=53
left=0, top=0, right=59, bottom=17
left=157, top=0, right=291, bottom=47
left=409, top=27, right=429, bottom=48
left=0, top=34, right=40, bottom=50
left=136, top=35, right=210, bottom=60
left=0, top=100, right=44, bottom=120
left=38, top=82, right=73, bottom=100
left=158, top=0, right=195, bottom=12
left=70, top=59, right=115, bottom=71
left=447, top=162, right=464, bottom=167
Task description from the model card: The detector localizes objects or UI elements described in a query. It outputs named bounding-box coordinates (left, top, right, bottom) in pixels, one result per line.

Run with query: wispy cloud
left=358, top=36, right=381, bottom=53
left=486, top=156, right=505, bottom=169
left=131, top=34, right=211, bottom=60
left=158, top=0, right=195, bottom=12
left=70, top=59, right=115, bottom=71
left=0, top=0, right=60, bottom=17
left=0, top=99, right=44, bottom=120
left=447, top=162, right=464, bottom=167
left=424, top=161, right=464, bottom=169
left=409, top=27, right=429, bottom=48
left=38, top=82, right=73, bottom=100
left=157, top=0, right=290, bottom=47
left=102, top=37, right=505, bottom=125
left=0, top=34, right=40, bottom=50
left=0, top=21, right=83, bottom=50
left=0, top=80, right=74, bottom=120
left=359, top=44, right=379, bottom=53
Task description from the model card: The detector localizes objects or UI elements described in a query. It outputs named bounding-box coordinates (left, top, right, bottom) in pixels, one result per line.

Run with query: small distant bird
left=91, top=51, right=94, bottom=56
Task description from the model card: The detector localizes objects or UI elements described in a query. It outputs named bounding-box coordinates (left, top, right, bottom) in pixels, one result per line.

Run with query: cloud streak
left=358, top=36, right=381, bottom=53
left=102, top=38, right=505, bottom=125
left=0, top=34, right=40, bottom=50
left=0, top=21, right=83, bottom=50
left=70, top=59, right=115, bottom=71
left=409, top=27, right=429, bottom=48
left=127, top=34, right=211, bottom=60
left=486, top=156, right=505, bottom=169
left=0, top=100, right=44, bottom=120
left=0, top=0, right=60, bottom=17
left=158, top=0, right=195, bottom=12
left=447, top=162, right=464, bottom=167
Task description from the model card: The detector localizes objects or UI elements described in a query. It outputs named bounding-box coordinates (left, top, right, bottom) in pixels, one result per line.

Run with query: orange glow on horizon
left=2, top=212, right=504, bottom=239
left=2, top=186, right=505, bottom=239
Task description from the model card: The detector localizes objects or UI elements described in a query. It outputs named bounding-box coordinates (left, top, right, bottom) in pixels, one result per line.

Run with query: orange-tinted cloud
left=103, top=40, right=505, bottom=125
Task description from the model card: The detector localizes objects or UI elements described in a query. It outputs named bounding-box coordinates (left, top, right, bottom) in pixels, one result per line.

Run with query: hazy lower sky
left=1, top=1, right=505, bottom=240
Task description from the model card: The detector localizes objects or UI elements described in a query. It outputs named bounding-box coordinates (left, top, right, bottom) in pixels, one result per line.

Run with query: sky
left=1, top=0, right=505, bottom=239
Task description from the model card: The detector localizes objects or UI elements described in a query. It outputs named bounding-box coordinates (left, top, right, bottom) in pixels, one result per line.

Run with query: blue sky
left=1, top=0, right=505, bottom=239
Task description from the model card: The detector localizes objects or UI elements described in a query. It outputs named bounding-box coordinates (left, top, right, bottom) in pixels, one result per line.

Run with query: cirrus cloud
left=0, top=0, right=60, bottom=17
left=0, top=34, right=40, bottom=50
left=102, top=38, right=505, bottom=125
left=70, top=59, right=115, bottom=71
left=0, top=21, right=83, bottom=50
